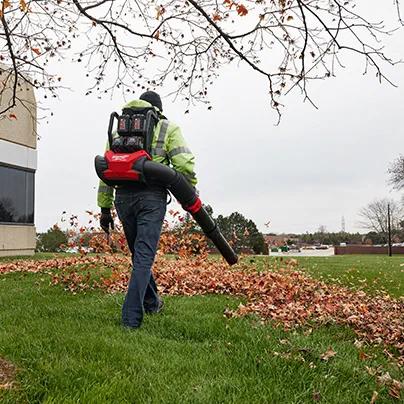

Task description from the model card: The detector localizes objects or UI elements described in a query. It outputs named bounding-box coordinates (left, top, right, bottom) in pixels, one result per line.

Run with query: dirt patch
left=0, top=357, right=16, bottom=389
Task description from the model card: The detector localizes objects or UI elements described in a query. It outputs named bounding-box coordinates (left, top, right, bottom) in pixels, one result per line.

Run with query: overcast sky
left=35, top=6, right=404, bottom=235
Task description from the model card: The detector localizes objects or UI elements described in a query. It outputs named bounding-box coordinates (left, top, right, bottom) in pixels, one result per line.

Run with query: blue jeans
left=115, top=188, right=167, bottom=327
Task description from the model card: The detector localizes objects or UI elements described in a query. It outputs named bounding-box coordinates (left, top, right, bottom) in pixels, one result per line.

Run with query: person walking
left=97, top=91, right=197, bottom=329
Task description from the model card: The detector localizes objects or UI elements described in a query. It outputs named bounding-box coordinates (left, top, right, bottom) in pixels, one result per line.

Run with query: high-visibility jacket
left=97, top=99, right=198, bottom=209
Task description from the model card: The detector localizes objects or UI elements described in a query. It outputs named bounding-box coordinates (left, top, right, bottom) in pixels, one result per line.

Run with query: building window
left=0, top=164, right=35, bottom=225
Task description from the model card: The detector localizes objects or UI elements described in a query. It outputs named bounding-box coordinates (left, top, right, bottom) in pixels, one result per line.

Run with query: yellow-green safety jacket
left=97, top=99, right=198, bottom=209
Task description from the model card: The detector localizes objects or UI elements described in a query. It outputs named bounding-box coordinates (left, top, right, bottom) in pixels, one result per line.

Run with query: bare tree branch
left=388, top=155, right=404, bottom=190
left=0, top=0, right=403, bottom=120
left=359, top=198, right=403, bottom=236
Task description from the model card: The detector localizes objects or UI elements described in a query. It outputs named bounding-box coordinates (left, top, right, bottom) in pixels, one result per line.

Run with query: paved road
left=269, top=248, right=335, bottom=257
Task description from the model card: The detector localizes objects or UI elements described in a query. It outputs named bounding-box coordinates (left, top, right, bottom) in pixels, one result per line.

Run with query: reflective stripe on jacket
left=97, top=99, right=197, bottom=209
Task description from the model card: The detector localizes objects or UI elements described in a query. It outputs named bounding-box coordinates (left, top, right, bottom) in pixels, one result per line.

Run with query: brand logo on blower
left=111, top=155, right=129, bottom=161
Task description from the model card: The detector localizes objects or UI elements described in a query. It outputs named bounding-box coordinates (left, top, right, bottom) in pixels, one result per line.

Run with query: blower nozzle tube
left=192, top=207, right=238, bottom=265
left=141, top=159, right=238, bottom=266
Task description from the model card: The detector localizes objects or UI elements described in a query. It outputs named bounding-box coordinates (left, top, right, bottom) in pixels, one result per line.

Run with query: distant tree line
left=298, top=232, right=363, bottom=246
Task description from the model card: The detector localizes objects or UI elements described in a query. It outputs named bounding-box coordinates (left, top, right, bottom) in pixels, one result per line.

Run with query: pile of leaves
left=1, top=253, right=403, bottom=356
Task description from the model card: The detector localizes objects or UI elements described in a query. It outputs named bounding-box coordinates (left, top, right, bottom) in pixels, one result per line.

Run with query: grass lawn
left=251, top=255, right=404, bottom=298
left=0, top=255, right=403, bottom=403
left=0, top=252, right=71, bottom=263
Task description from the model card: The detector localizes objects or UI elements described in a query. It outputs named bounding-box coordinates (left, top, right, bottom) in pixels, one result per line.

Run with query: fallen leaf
left=0, top=382, right=14, bottom=390
left=359, top=351, right=370, bottom=361
left=377, top=372, right=392, bottom=386
left=365, top=366, right=376, bottom=376
left=320, top=347, right=337, bottom=361
left=370, top=390, right=378, bottom=404
left=388, top=380, right=402, bottom=400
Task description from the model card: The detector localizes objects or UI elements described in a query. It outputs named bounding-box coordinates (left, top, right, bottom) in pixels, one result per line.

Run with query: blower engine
left=95, top=109, right=238, bottom=266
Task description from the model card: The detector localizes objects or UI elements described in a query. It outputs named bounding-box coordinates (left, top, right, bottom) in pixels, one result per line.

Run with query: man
left=98, top=91, right=197, bottom=329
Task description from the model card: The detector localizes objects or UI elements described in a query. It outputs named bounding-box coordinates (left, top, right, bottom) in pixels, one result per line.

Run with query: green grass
left=249, top=255, right=404, bottom=298
left=0, top=252, right=73, bottom=263
left=0, top=260, right=402, bottom=403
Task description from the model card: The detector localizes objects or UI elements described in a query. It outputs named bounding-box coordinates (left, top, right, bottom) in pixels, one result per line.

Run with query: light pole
left=387, top=203, right=392, bottom=257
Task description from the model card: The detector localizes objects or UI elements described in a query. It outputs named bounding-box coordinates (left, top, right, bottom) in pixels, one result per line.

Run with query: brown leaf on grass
left=320, top=347, right=337, bottom=361
left=223, top=308, right=235, bottom=318
left=359, top=351, right=371, bottom=361
left=286, top=258, right=298, bottom=267
left=374, top=371, right=403, bottom=399
left=365, top=366, right=377, bottom=376
left=0, top=357, right=16, bottom=390
left=370, top=391, right=378, bottom=404
left=377, top=372, right=392, bottom=386
left=312, top=391, right=321, bottom=401
left=388, top=380, right=402, bottom=400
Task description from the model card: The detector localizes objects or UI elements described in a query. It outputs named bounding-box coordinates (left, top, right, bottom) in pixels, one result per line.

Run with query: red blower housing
left=101, top=150, right=151, bottom=182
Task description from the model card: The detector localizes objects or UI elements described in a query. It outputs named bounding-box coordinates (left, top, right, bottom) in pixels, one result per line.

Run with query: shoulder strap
left=153, top=119, right=169, bottom=158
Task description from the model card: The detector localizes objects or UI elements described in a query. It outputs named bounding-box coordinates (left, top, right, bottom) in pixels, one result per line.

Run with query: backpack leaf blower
left=95, top=108, right=238, bottom=266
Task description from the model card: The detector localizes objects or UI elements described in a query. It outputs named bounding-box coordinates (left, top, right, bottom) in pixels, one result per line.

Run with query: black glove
left=100, top=208, right=115, bottom=234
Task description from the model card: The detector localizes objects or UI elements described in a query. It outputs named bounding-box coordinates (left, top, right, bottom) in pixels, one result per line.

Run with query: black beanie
left=140, top=91, right=163, bottom=112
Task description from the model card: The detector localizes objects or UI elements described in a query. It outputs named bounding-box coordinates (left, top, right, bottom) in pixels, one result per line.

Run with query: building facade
left=0, top=65, right=37, bottom=256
